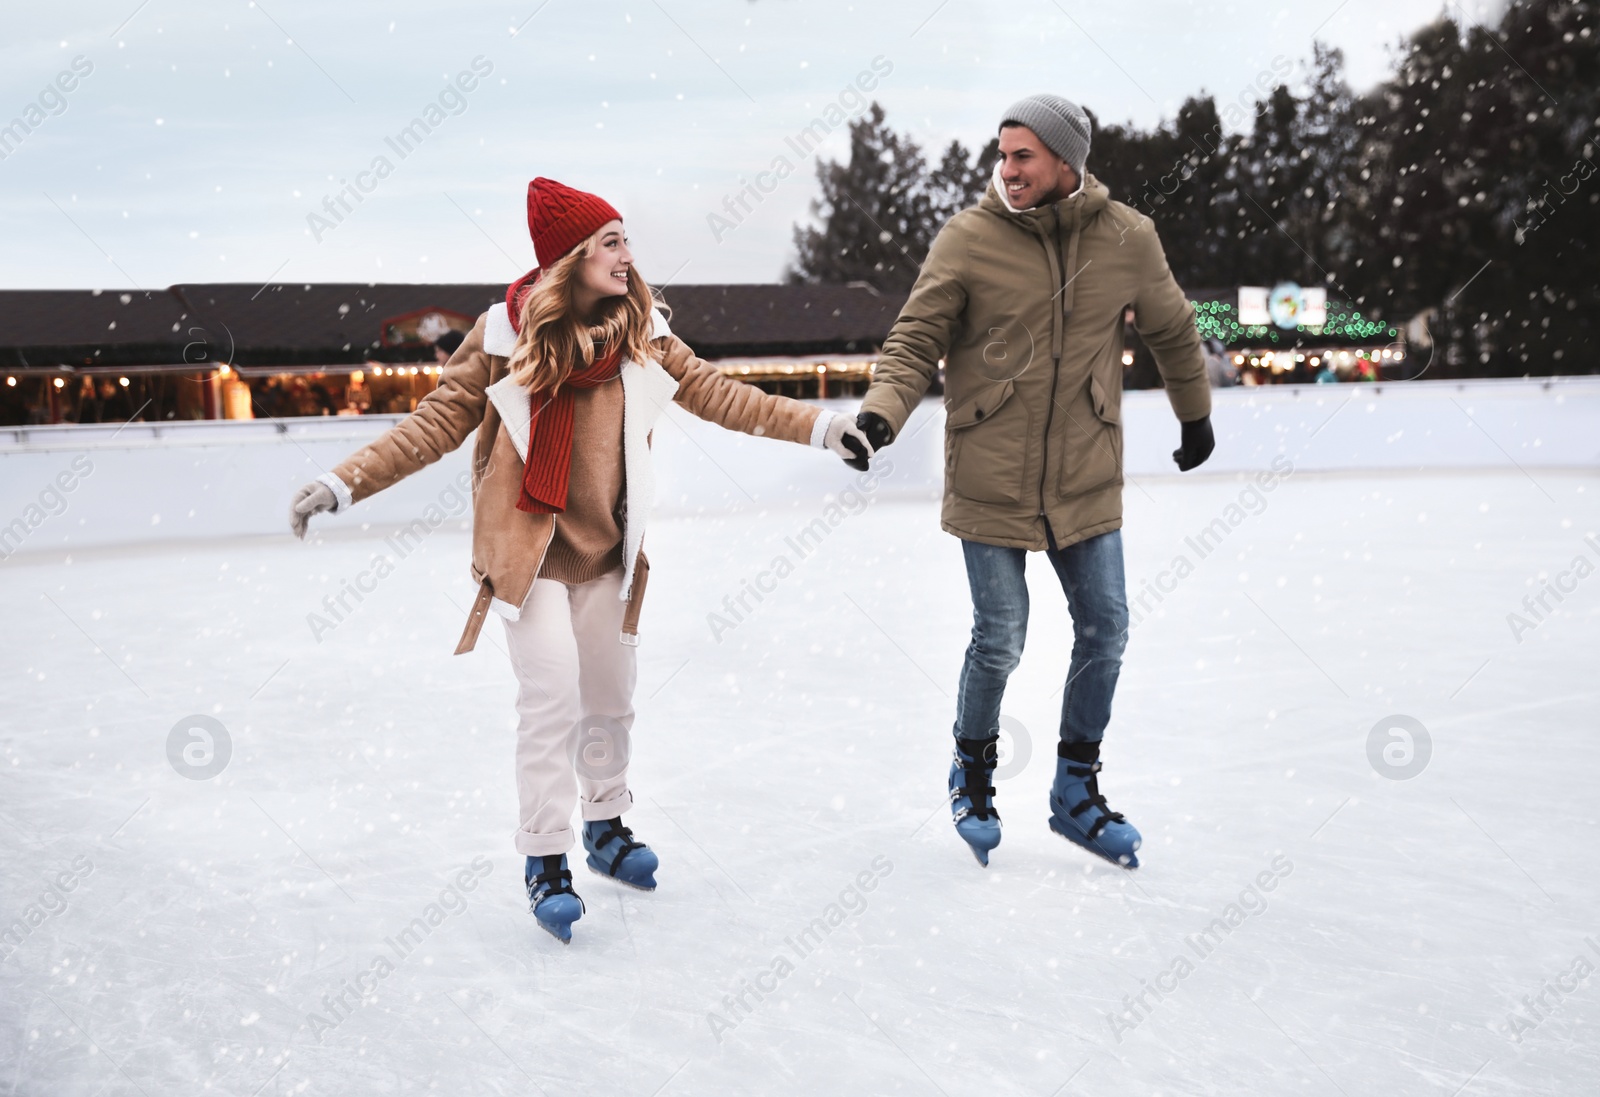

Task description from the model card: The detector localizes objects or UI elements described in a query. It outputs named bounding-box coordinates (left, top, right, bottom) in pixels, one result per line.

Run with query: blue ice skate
left=1048, top=744, right=1141, bottom=869
left=949, top=735, right=1002, bottom=867
left=526, top=854, right=585, bottom=943
left=582, top=818, right=659, bottom=891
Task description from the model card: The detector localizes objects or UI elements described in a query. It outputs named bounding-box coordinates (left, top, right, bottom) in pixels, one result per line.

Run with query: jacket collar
left=982, top=159, right=1108, bottom=227
left=483, top=329, right=678, bottom=610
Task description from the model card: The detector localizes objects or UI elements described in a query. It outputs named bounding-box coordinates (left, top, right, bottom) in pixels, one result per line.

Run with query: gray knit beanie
left=1000, top=94, right=1091, bottom=180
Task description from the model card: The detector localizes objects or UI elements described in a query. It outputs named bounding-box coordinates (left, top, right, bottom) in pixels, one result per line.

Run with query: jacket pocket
left=1089, top=373, right=1120, bottom=426
left=1056, top=376, right=1121, bottom=499
left=945, top=378, right=1026, bottom=505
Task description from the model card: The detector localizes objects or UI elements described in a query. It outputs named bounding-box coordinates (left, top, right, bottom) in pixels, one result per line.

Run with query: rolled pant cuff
left=515, top=826, right=574, bottom=858
left=580, top=789, right=634, bottom=822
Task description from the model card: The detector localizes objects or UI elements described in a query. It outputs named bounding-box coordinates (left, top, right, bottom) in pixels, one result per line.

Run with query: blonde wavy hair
left=505, top=227, right=661, bottom=393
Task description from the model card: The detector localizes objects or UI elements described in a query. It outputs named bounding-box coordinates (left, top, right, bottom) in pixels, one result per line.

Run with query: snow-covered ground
left=3, top=397, right=1599, bottom=1095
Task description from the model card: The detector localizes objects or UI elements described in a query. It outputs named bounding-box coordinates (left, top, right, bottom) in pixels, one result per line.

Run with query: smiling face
left=997, top=124, right=1080, bottom=210
left=574, top=220, right=632, bottom=306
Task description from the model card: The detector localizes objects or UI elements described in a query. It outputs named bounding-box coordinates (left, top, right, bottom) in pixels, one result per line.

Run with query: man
left=854, top=94, right=1214, bottom=869
left=1204, top=337, right=1238, bottom=387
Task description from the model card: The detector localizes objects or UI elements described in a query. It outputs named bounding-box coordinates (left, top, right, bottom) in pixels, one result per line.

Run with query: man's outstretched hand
left=1172, top=415, right=1215, bottom=472
left=840, top=411, right=894, bottom=472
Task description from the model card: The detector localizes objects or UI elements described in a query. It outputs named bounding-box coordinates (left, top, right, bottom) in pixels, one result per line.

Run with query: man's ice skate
left=949, top=735, right=1003, bottom=866
left=1048, top=742, right=1141, bottom=868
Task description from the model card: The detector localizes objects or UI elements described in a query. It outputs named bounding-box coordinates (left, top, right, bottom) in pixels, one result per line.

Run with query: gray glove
left=289, top=481, right=336, bottom=540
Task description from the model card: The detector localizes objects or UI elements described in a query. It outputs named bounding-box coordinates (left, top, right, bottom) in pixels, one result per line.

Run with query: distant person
left=433, top=328, right=466, bottom=366
left=1203, top=338, right=1237, bottom=388
left=1314, top=360, right=1338, bottom=383
left=851, top=94, right=1214, bottom=871
left=288, top=177, right=871, bottom=943
left=255, top=377, right=281, bottom=418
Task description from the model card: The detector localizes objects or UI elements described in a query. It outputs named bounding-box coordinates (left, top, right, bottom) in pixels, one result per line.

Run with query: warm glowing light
left=54, top=378, right=65, bottom=388
left=118, top=376, right=130, bottom=386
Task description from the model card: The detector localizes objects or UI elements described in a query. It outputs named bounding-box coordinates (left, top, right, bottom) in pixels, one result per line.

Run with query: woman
left=288, top=177, right=871, bottom=942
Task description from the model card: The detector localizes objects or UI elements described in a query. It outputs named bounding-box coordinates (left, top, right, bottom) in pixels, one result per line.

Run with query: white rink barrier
left=2, top=376, right=1596, bottom=555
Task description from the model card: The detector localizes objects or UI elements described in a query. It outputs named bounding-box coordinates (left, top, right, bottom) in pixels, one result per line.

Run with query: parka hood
left=982, top=158, right=1108, bottom=223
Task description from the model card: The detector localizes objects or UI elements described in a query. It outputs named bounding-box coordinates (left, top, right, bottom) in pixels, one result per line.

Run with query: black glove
left=841, top=412, right=893, bottom=472
left=856, top=412, right=894, bottom=451
left=840, top=432, right=870, bottom=471
left=1172, top=415, right=1214, bottom=471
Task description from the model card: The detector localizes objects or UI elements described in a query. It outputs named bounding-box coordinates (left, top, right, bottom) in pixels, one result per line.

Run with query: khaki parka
left=860, top=171, right=1211, bottom=550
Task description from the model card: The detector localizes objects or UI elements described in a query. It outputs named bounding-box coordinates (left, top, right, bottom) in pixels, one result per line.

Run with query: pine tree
left=789, top=3, right=1597, bottom=375
left=787, top=103, right=935, bottom=293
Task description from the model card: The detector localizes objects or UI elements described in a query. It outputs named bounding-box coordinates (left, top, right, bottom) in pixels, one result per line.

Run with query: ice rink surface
left=3, top=455, right=1598, bottom=1095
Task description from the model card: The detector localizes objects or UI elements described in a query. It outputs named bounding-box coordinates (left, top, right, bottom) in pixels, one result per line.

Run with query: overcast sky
left=1, top=0, right=1495, bottom=291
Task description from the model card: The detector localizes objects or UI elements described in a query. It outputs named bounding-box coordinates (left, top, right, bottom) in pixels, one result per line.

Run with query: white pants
left=502, top=568, right=636, bottom=857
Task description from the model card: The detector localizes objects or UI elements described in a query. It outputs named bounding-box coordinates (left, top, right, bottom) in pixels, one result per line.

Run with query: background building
left=0, top=282, right=907, bottom=425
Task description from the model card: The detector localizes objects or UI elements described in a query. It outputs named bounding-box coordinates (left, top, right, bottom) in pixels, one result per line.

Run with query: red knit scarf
left=516, top=344, right=623, bottom=514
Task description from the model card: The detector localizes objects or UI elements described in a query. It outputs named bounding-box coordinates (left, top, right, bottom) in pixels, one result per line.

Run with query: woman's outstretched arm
left=289, top=314, right=492, bottom=536
left=656, top=333, right=865, bottom=459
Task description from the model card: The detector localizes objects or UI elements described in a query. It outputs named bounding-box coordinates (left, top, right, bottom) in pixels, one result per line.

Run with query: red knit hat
left=506, top=178, right=622, bottom=332
left=527, top=177, right=621, bottom=269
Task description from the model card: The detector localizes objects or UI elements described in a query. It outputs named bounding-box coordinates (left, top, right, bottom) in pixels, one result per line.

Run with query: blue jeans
left=953, top=531, right=1129, bottom=746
